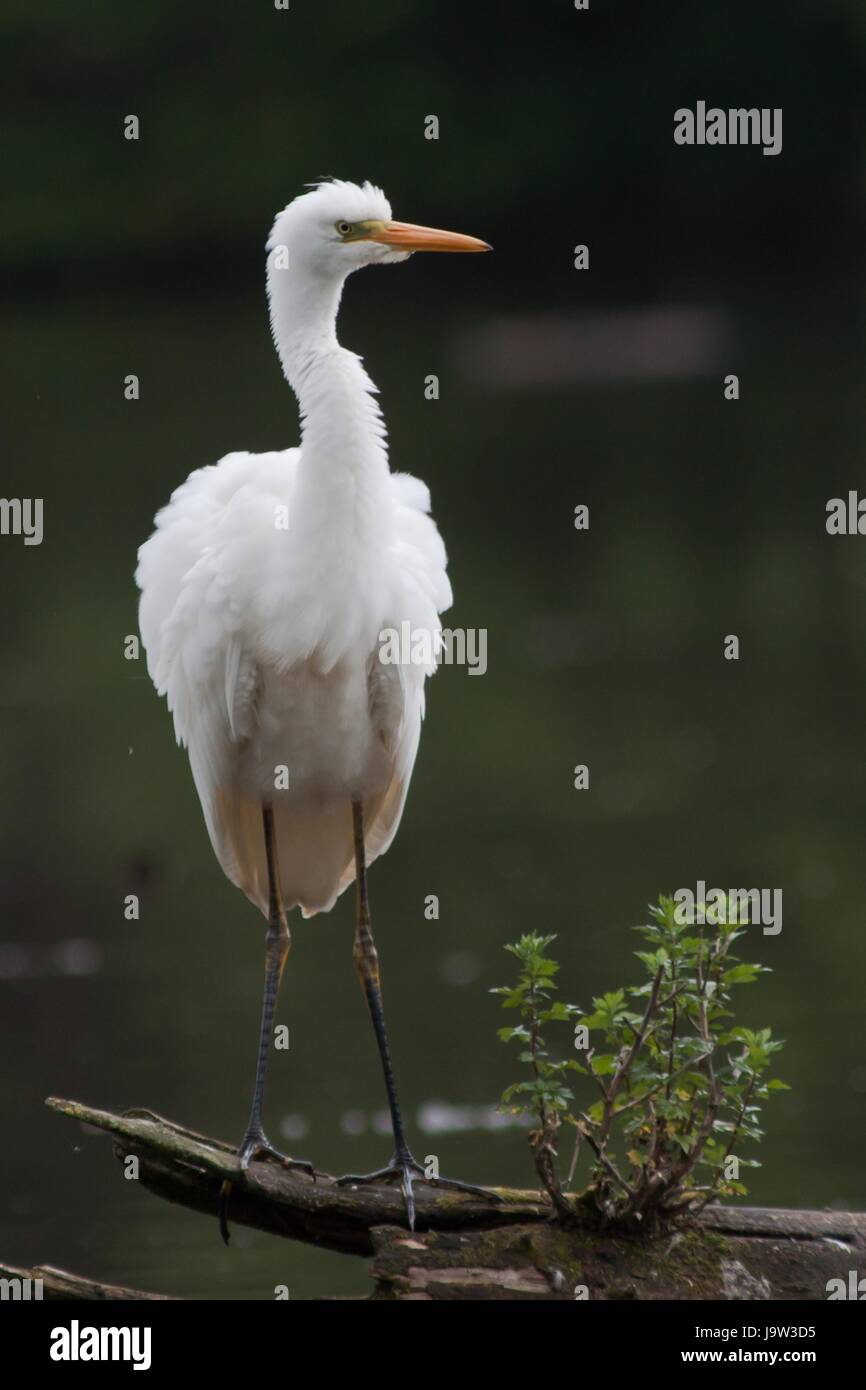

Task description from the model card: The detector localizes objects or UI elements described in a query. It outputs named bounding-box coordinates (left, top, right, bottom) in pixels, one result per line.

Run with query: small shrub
left=493, top=894, right=787, bottom=1228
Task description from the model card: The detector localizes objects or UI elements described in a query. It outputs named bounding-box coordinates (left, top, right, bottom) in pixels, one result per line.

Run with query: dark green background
left=2, top=0, right=865, bottom=1298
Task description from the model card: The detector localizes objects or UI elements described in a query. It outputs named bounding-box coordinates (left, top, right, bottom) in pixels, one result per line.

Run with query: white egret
left=135, top=179, right=493, bottom=1235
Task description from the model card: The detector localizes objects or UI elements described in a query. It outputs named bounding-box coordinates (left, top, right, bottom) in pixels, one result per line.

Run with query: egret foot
left=219, top=1127, right=315, bottom=1244
left=336, top=1148, right=500, bottom=1231
left=237, top=1128, right=315, bottom=1177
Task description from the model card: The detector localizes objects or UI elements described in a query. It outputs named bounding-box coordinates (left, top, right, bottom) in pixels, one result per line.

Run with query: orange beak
left=364, top=220, right=492, bottom=253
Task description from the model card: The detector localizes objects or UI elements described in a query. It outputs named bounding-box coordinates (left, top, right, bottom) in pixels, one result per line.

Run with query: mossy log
left=45, top=1097, right=543, bottom=1255
left=367, top=1209, right=866, bottom=1300
left=40, top=1096, right=866, bottom=1300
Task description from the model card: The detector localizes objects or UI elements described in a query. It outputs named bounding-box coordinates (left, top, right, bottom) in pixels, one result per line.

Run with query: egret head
left=266, top=179, right=491, bottom=282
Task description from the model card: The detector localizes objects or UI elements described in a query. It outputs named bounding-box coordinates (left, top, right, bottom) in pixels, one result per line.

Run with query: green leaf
left=497, top=1025, right=531, bottom=1043
left=589, top=1053, right=616, bottom=1076
left=541, top=1000, right=574, bottom=1022
left=721, top=963, right=758, bottom=984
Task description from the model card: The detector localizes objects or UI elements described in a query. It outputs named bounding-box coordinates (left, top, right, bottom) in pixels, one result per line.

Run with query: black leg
left=351, top=799, right=410, bottom=1153
left=219, top=803, right=314, bottom=1244
left=336, top=800, right=499, bottom=1229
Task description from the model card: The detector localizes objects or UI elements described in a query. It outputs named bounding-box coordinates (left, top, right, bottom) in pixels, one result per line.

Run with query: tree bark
left=40, top=1096, right=866, bottom=1300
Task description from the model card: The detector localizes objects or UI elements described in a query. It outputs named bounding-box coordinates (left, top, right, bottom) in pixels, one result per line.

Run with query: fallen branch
left=0, top=1259, right=174, bottom=1301
left=46, top=1097, right=542, bottom=1257
left=45, top=1097, right=866, bottom=1300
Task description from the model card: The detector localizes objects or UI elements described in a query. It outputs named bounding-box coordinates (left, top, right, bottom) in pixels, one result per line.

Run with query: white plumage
left=136, top=181, right=477, bottom=919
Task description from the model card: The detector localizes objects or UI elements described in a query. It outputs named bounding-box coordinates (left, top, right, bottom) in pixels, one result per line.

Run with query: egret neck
left=267, top=256, right=395, bottom=564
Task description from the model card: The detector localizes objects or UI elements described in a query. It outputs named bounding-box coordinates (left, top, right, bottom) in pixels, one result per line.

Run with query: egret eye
left=336, top=221, right=353, bottom=237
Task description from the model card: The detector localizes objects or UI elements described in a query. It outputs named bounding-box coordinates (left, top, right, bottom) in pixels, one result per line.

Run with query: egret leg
left=335, top=800, right=500, bottom=1230
left=219, top=802, right=314, bottom=1244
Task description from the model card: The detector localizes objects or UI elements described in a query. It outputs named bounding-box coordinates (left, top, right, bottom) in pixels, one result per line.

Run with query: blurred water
left=1, top=281, right=865, bottom=1297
